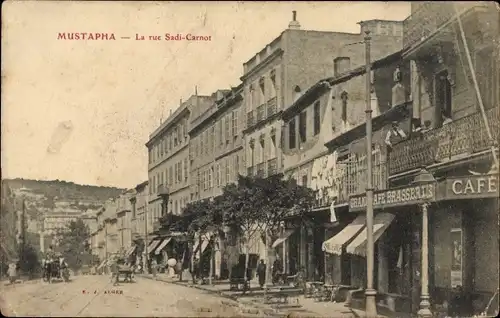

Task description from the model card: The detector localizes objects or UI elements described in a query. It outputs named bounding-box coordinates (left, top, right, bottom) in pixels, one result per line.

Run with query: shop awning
left=322, top=215, right=366, bottom=255
left=154, top=238, right=172, bottom=255
left=125, top=245, right=136, bottom=257
left=346, top=212, right=395, bottom=257
left=193, top=233, right=212, bottom=254
left=97, top=258, right=107, bottom=270
left=146, top=239, right=161, bottom=254
left=272, top=229, right=295, bottom=248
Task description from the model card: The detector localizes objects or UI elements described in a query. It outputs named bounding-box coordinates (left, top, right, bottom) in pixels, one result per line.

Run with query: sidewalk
left=139, top=273, right=374, bottom=317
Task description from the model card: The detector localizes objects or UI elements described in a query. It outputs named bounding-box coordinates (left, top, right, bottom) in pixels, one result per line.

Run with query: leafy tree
left=222, top=176, right=267, bottom=283
left=18, top=243, right=40, bottom=278
left=223, top=173, right=314, bottom=288
left=55, top=219, right=91, bottom=272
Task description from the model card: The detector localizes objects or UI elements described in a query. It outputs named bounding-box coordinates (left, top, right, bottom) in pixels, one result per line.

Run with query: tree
left=18, top=243, right=40, bottom=278
left=222, top=176, right=267, bottom=284
left=55, top=219, right=91, bottom=272
left=224, top=173, right=315, bottom=289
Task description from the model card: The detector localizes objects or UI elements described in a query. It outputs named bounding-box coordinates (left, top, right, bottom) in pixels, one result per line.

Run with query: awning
left=346, top=212, right=395, bottom=257
left=147, top=239, right=161, bottom=254
left=272, top=229, right=295, bottom=248
left=154, top=238, right=172, bottom=255
left=125, top=245, right=136, bottom=257
left=97, top=259, right=107, bottom=270
left=322, top=215, right=366, bottom=255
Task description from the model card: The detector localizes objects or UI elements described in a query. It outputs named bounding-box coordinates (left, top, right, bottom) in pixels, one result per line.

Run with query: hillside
left=1, top=178, right=125, bottom=231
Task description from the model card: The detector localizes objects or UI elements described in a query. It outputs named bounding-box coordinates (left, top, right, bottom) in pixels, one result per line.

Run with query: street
left=0, top=275, right=248, bottom=317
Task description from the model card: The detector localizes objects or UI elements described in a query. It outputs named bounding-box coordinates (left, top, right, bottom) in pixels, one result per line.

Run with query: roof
left=282, top=49, right=404, bottom=121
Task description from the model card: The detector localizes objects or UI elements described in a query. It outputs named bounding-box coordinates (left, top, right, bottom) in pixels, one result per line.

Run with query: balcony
left=389, top=108, right=499, bottom=176
left=247, top=111, right=255, bottom=128
left=267, top=97, right=278, bottom=116
left=257, top=104, right=266, bottom=122
left=157, top=184, right=169, bottom=197
left=403, top=2, right=488, bottom=50
left=267, top=158, right=278, bottom=176
left=257, top=163, right=266, bottom=178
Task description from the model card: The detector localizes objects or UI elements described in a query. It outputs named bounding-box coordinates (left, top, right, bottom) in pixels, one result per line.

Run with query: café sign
left=349, top=183, right=436, bottom=212
left=446, top=174, right=498, bottom=199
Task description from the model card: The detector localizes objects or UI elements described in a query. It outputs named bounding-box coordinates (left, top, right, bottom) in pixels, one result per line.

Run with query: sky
left=1, top=1, right=411, bottom=189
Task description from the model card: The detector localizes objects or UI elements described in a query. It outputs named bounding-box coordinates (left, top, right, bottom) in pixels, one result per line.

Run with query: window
left=234, top=155, right=239, bottom=179
left=165, top=168, right=168, bottom=186
left=218, top=120, right=223, bottom=145
left=225, top=115, right=230, bottom=142
left=232, top=110, right=238, bottom=136
left=160, top=140, right=164, bottom=156
left=211, top=126, right=215, bottom=150
left=289, top=118, right=297, bottom=149
left=299, top=111, right=307, bottom=143
left=169, top=166, right=173, bottom=185
left=205, top=130, right=209, bottom=153
left=270, top=69, right=277, bottom=97
left=174, top=127, right=178, bottom=146
left=209, top=167, right=213, bottom=188
left=226, top=159, right=231, bottom=183
left=259, top=77, right=266, bottom=102
left=334, top=57, right=351, bottom=76
left=215, top=163, right=220, bottom=187
left=200, top=133, right=204, bottom=154
left=148, top=150, right=152, bottom=164
left=435, top=70, right=452, bottom=127
left=152, top=175, right=156, bottom=193
left=313, top=101, right=321, bottom=136
left=184, top=158, right=188, bottom=180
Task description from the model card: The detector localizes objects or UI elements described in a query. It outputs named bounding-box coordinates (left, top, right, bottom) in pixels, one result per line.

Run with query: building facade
left=116, top=190, right=134, bottom=255
left=310, top=2, right=499, bottom=316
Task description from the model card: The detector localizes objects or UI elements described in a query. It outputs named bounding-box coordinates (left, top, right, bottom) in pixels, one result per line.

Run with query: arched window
left=293, top=86, right=302, bottom=102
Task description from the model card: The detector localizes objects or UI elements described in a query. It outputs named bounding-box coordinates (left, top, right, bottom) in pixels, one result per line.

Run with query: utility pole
left=364, top=30, right=377, bottom=317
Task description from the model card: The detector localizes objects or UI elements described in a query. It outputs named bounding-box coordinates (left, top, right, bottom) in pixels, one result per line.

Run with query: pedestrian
left=151, top=258, right=158, bottom=280
left=8, top=261, right=17, bottom=285
left=257, top=260, right=266, bottom=289
left=192, top=257, right=199, bottom=284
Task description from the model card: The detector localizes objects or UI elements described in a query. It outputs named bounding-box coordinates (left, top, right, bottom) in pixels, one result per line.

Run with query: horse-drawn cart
left=43, top=259, right=70, bottom=283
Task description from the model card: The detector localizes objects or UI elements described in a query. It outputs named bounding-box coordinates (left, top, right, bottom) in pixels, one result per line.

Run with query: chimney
left=288, top=11, right=301, bottom=30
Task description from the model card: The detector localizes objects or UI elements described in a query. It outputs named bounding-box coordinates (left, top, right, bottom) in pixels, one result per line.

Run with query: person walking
left=8, top=261, right=17, bottom=285
left=151, top=258, right=158, bottom=280
left=257, top=260, right=266, bottom=289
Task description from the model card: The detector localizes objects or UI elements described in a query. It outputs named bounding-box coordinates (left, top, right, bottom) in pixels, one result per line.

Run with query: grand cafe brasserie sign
left=349, top=183, right=436, bottom=212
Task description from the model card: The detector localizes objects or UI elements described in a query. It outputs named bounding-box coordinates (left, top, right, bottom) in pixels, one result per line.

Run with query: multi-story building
left=116, top=189, right=134, bottom=256
left=130, top=181, right=148, bottom=266
left=147, top=95, right=214, bottom=222
left=189, top=89, right=240, bottom=201
left=243, top=12, right=403, bottom=180
left=298, top=2, right=498, bottom=317
left=103, top=199, right=118, bottom=258
left=188, top=86, right=245, bottom=278
left=278, top=19, right=405, bottom=281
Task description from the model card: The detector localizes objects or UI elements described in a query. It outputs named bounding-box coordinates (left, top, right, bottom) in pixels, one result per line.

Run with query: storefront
left=346, top=178, right=437, bottom=312
left=430, top=173, right=499, bottom=316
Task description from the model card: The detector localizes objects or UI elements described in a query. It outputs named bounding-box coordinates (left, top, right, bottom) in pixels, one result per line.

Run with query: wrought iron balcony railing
left=267, top=97, right=278, bottom=116
left=257, top=104, right=266, bottom=122
left=247, top=111, right=255, bottom=128
left=267, top=158, right=278, bottom=176
left=257, top=163, right=266, bottom=178
left=389, top=107, right=499, bottom=176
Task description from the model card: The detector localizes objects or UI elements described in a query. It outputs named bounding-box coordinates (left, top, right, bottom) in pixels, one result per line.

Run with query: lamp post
left=364, top=30, right=377, bottom=317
